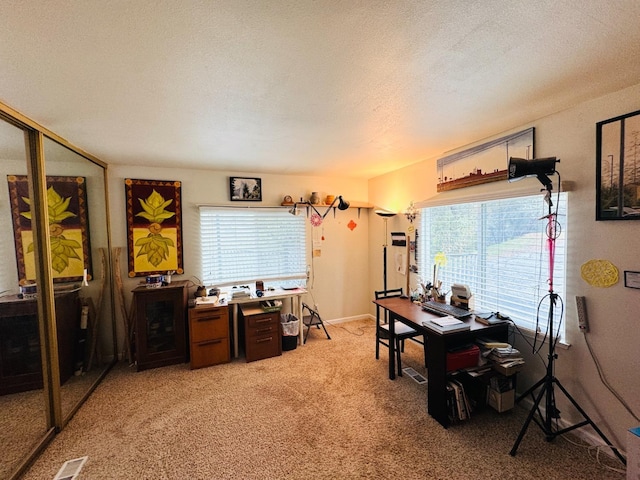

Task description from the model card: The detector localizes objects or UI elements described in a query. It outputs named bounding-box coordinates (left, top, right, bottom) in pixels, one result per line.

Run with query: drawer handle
left=197, top=315, right=222, bottom=322
left=256, top=337, right=273, bottom=343
left=255, top=327, right=273, bottom=334
left=199, top=339, right=222, bottom=346
left=254, top=318, right=272, bottom=324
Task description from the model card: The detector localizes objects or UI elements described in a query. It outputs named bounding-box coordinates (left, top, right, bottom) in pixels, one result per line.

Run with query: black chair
left=375, top=288, right=426, bottom=377
left=302, top=302, right=331, bottom=344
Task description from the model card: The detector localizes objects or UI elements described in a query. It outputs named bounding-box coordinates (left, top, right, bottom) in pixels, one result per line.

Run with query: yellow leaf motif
left=19, top=186, right=81, bottom=275
left=135, top=190, right=175, bottom=224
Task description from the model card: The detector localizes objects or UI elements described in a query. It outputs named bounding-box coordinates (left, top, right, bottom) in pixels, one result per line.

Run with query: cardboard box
left=487, top=388, right=515, bottom=413
left=492, top=362, right=524, bottom=377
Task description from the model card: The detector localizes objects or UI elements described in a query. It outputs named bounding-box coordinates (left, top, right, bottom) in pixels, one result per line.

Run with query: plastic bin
left=281, top=313, right=299, bottom=351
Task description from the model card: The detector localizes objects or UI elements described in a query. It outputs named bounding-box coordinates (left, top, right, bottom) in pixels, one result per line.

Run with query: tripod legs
left=510, top=374, right=626, bottom=465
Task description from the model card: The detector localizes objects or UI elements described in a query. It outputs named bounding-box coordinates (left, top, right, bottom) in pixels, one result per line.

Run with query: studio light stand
left=507, top=157, right=625, bottom=464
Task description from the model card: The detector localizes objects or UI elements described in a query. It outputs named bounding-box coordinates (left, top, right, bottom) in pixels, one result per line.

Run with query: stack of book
left=421, top=315, right=470, bottom=334
left=474, top=311, right=511, bottom=325
left=476, top=338, right=525, bottom=375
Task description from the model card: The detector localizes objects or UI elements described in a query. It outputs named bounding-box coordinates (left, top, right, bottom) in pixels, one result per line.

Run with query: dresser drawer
left=191, top=338, right=230, bottom=369
left=247, top=312, right=279, bottom=329
left=245, top=333, right=281, bottom=362
left=190, top=306, right=229, bottom=342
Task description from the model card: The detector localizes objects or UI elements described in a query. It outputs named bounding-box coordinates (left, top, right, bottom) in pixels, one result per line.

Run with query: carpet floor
left=21, top=318, right=624, bottom=479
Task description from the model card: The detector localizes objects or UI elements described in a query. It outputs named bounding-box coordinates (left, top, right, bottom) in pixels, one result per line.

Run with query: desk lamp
left=507, top=157, right=625, bottom=465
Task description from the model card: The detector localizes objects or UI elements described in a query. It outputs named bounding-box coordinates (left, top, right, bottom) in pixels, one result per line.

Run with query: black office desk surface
left=373, top=296, right=509, bottom=428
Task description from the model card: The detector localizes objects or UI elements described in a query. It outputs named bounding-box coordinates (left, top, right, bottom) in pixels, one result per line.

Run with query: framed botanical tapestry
left=7, top=175, right=92, bottom=284
left=125, top=178, right=183, bottom=277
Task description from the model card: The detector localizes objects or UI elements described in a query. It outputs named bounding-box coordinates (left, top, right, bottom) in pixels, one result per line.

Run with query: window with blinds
left=199, top=207, right=306, bottom=287
left=418, top=193, right=568, bottom=338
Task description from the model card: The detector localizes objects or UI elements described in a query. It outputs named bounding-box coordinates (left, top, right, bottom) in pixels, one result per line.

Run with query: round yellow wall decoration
left=580, top=259, right=619, bottom=287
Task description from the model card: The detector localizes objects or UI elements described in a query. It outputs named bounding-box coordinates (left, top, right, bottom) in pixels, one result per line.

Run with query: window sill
left=514, top=325, right=570, bottom=350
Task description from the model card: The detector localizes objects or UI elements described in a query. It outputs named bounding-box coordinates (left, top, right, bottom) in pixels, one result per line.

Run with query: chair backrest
left=374, top=288, right=403, bottom=300
left=302, top=302, right=321, bottom=322
left=374, top=288, right=404, bottom=326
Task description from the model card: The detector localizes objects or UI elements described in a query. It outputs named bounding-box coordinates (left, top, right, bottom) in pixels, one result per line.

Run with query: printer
left=450, top=284, right=473, bottom=310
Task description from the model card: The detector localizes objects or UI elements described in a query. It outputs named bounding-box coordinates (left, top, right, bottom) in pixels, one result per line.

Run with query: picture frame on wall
left=596, top=109, right=640, bottom=220
left=7, top=175, right=92, bottom=283
left=436, top=127, right=534, bottom=192
left=230, top=176, right=262, bottom=201
left=125, top=178, right=183, bottom=277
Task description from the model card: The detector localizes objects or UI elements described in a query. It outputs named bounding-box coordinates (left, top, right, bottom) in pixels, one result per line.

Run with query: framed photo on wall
left=596, top=109, right=640, bottom=220
left=7, top=175, right=92, bottom=284
left=230, top=176, right=262, bottom=201
left=125, top=178, right=183, bottom=277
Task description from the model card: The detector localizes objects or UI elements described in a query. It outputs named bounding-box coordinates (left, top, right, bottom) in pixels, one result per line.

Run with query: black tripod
left=509, top=188, right=625, bottom=465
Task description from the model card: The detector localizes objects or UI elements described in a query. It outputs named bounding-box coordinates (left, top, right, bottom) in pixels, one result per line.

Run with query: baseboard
left=324, top=314, right=373, bottom=325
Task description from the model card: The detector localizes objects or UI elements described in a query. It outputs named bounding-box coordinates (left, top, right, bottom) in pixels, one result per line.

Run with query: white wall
left=368, top=83, right=640, bottom=448
left=107, top=166, right=370, bottom=351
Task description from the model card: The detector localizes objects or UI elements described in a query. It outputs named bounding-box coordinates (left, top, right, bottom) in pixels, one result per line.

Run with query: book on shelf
left=422, top=315, right=470, bottom=334
left=475, top=337, right=510, bottom=349
left=446, top=378, right=473, bottom=421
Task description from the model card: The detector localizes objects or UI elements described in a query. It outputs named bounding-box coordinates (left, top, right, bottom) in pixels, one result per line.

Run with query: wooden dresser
left=239, top=304, right=281, bottom=362
left=0, top=289, right=80, bottom=395
left=188, top=305, right=230, bottom=369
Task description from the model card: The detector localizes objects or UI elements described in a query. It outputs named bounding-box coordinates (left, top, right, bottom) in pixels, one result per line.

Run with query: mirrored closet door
left=0, top=115, right=49, bottom=480
left=0, top=103, right=116, bottom=480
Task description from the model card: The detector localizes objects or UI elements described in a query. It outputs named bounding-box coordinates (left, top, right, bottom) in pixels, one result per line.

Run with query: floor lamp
left=507, top=157, right=625, bottom=465
left=375, top=210, right=396, bottom=292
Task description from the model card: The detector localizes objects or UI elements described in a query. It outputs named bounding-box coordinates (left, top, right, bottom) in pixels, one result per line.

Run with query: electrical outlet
left=576, top=296, right=589, bottom=332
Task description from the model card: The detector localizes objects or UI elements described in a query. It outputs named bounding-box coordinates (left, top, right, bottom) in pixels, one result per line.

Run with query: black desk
left=373, top=297, right=509, bottom=428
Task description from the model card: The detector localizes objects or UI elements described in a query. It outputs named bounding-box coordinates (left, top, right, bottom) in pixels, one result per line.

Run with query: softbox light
left=508, top=156, right=559, bottom=189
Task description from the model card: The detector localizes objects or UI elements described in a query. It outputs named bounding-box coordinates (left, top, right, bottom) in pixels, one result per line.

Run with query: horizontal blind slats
left=200, top=208, right=306, bottom=286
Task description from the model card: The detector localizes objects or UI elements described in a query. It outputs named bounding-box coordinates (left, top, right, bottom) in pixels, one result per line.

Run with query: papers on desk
left=195, top=296, right=220, bottom=306
left=422, top=315, right=470, bottom=334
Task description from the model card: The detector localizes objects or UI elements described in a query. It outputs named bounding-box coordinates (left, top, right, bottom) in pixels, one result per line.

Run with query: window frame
left=417, top=191, right=568, bottom=341
left=199, top=206, right=307, bottom=288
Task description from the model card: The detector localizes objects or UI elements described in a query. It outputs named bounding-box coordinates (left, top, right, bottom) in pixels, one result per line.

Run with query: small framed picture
left=229, top=176, right=262, bottom=201
left=624, top=271, right=640, bottom=289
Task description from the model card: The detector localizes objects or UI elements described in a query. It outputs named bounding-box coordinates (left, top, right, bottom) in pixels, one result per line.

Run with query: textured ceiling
left=2, top=1, right=640, bottom=179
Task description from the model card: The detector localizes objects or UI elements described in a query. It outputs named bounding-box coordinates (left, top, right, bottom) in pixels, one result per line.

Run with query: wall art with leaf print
left=7, top=175, right=92, bottom=284
left=125, top=178, right=184, bottom=277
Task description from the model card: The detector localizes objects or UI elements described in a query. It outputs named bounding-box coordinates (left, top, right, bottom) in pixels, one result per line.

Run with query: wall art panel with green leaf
left=125, top=178, right=183, bottom=277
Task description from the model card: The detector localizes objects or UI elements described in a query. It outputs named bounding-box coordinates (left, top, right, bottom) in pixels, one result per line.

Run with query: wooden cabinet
left=0, top=290, right=80, bottom=395
left=132, top=281, right=187, bottom=371
left=239, top=304, right=281, bottom=362
left=188, top=305, right=230, bottom=369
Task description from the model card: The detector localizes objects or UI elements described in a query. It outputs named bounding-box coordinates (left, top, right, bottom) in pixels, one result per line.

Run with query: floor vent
left=53, top=456, right=88, bottom=480
left=403, top=367, right=427, bottom=384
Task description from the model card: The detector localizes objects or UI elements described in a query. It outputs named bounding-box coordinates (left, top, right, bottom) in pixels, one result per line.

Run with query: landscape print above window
left=437, top=127, right=534, bottom=192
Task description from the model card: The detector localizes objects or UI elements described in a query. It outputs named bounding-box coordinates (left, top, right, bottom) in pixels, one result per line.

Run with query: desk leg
left=296, top=296, right=304, bottom=346
left=233, top=303, right=239, bottom=359
left=388, top=312, right=396, bottom=380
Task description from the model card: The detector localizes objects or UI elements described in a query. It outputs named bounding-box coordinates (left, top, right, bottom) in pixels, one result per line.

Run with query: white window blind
left=418, top=193, right=568, bottom=338
left=199, top=207, right=306, bottom=287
